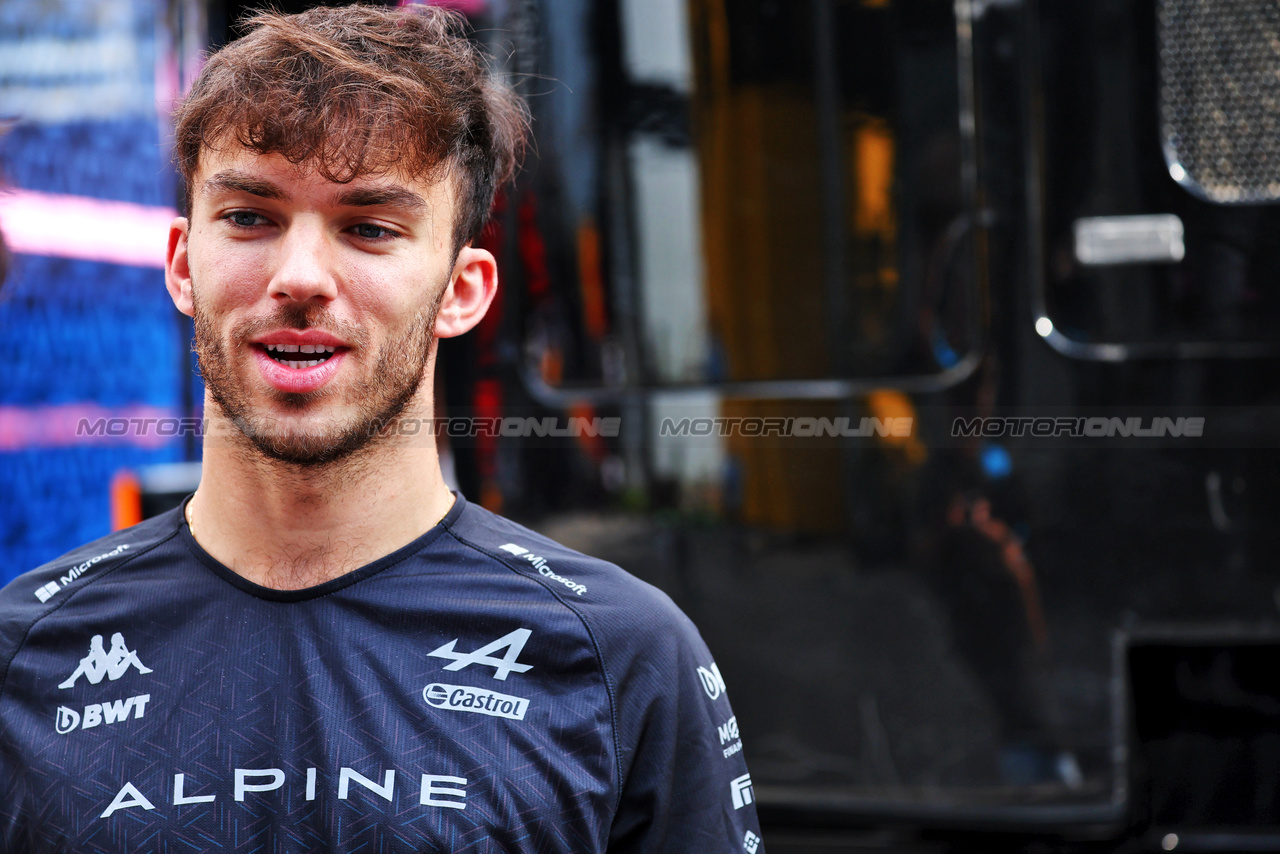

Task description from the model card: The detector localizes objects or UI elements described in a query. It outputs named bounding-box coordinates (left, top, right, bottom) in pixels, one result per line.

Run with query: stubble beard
left=191, top=281, right=444, bottom=469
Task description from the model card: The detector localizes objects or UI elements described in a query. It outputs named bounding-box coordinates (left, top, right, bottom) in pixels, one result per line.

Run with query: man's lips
left=252, top=329, right=349, bottom=348
left=252, top=344, right=349, bottom=394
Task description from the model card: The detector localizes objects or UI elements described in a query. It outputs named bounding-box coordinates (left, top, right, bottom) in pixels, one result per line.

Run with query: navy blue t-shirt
left=0, top=494, right=764, bottom=853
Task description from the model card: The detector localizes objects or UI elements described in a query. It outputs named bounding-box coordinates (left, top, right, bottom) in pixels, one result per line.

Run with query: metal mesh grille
left=1159, top=0, right=1280, bottom=203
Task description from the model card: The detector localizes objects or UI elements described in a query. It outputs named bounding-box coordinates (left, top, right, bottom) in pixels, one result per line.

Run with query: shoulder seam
left=442, top=526, right=627, bottom=812
left=0, top=525, right=182, bottom=705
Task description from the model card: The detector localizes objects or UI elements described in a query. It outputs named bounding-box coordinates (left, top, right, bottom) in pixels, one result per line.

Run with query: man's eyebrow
left=332, top=186, right=427, bottom=212
left=202, top=171, right=288, bottom=201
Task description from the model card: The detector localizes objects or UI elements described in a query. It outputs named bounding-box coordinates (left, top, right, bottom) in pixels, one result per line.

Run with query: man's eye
left=226, top=211, right=266, bottom=228
left=353, top=223, right=395, bottom=240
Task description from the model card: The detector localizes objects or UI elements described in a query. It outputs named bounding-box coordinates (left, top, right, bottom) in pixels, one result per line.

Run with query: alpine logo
left=423, top=683, right=530, bottom=720
left=698, top=662, right=727, bottom=701
left=730, top=773, right=755, bottom=810
left=34, top=544, right=129, bottom=602
left=56, top=695, right=151, bottom=734
left=427, top=628, right=533, bottom=681
left=499, top=543, right=587, bottom=596
left=99, top=767, right=469, bottom=819
left=60, top=632, right=152, bottom=689
left=744, top=830, right=762, bottom=853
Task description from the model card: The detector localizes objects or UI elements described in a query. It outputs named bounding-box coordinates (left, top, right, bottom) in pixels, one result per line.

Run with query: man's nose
left=268, top=221, right=338, bottom=303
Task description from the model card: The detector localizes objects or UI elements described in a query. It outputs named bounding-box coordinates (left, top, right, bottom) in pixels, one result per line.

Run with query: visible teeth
left=265, top=344, right=336, bottom=357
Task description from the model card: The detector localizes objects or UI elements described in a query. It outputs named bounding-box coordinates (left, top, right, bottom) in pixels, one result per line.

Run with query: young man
left=0, top=7, right=763, bottom=852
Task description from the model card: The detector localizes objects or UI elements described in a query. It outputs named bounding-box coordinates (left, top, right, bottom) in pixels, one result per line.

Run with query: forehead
left=192, top=145, right=454, bottom=218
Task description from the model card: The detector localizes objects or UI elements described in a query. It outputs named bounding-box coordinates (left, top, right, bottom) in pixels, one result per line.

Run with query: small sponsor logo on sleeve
left=34, top=543, right=130, bottom=602
left=498, top=543, right=587, bottom=596
left=744, top=830, right=762, bottom=853
left=698, top=662, right=727, bottom=701
left=718, top=714, right=743, bottom=758
left=731, top=773, right=754, bottom=809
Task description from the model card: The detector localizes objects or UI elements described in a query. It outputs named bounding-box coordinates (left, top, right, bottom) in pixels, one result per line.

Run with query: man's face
left=171, top=146, right=464, bottom=466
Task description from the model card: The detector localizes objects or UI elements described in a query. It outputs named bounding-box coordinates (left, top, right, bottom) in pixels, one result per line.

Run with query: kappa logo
left=697, top=662, right=727, bottom=701
left=744, top=830, right=762, bottom=853
left=427, top=628, right=534, bottom=681
left=59, top=633, right=152, bottom=689
left=730, top=773, right=754, bottom=810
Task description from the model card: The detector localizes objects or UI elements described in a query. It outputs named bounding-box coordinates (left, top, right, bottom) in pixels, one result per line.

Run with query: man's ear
left=435, top=245, right=498, bottom=338
left=165, top=217, right=194, bottom=318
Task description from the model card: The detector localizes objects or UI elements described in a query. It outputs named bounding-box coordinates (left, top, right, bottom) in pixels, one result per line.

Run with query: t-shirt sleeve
left=0, top=588, right=38, bottom=850
left=603, top=591, right=764, bottom=854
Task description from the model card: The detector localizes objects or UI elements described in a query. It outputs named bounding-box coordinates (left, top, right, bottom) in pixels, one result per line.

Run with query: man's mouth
left=260, top=343, right=339, bottom=369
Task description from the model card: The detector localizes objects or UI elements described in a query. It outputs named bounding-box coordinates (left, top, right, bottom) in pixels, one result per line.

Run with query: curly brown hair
left=174, top=4, right=528, bottom=255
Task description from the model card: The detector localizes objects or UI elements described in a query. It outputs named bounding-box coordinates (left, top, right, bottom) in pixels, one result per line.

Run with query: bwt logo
left=56, top=694, right=150, bottom=734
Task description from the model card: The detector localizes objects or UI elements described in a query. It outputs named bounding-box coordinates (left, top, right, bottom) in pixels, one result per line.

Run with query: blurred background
left=6, top=0, right=1280, bottom=850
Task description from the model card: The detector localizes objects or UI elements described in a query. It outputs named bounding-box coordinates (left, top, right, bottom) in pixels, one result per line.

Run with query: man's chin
left=238, top=419, right=381, bottom=467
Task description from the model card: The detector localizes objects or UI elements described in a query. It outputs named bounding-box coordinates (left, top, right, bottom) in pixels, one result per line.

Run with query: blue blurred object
left=931, top=325, right=960, bottom=369
left=0, top=1, right=188, bottom=584
left=980, top=442, right=1013, bottom=480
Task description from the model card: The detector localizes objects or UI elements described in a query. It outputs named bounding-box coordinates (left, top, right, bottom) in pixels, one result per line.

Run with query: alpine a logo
left=60, top=632, right=152, bottom=689
left=499, top=543, right=587, bottom=596
left=427, top=628, right=534, bottom=681
left=423, top=683, right=530, bottom=720
left=698, top=662, right=727, bottom=701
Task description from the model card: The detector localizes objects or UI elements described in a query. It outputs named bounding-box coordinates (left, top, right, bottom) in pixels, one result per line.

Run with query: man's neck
left=186, top=403, right=455, bottom=591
